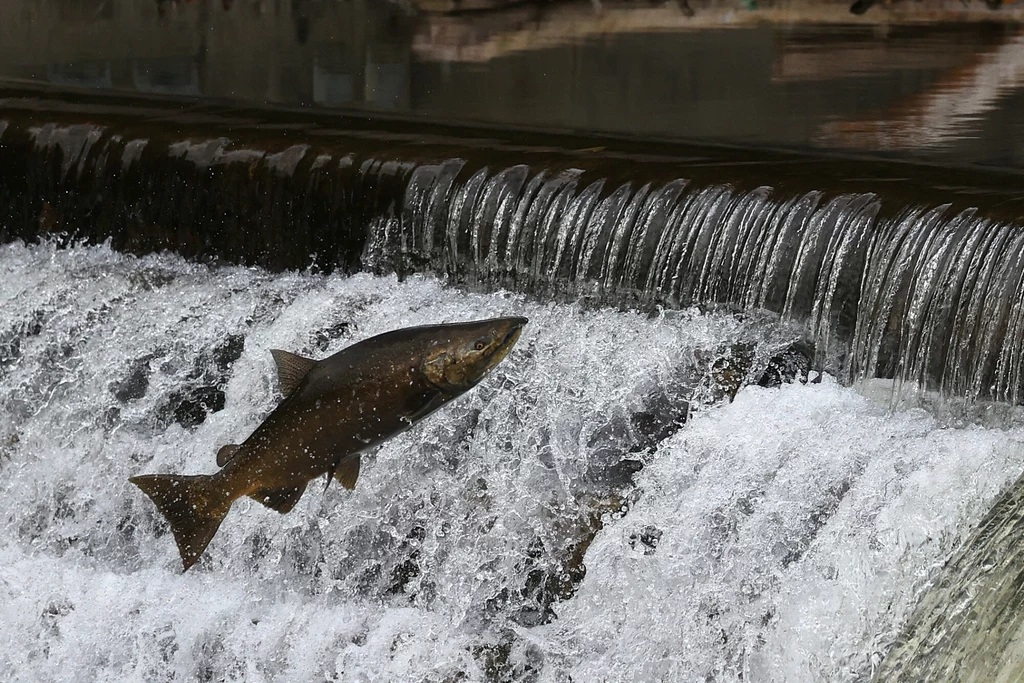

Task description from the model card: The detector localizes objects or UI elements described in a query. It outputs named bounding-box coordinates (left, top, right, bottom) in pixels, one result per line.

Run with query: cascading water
left=6, top=90, right=1024, bottom=412
left=1, top=239, right=1023, bottom=682
left=369, top=160, right=1024, bottom=404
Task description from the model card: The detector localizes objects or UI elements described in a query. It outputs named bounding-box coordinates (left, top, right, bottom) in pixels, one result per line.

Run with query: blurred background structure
left=4, top=0, right=1024, bottom=165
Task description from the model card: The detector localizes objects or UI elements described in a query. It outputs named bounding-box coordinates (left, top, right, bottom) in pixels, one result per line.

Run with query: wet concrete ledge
left=2, top=80, right=1024, bottom=275
left=873, top=466, right=1024, bottom=682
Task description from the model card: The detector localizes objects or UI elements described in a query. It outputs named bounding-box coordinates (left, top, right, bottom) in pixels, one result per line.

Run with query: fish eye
left=474, top=341, right=486, bottom=351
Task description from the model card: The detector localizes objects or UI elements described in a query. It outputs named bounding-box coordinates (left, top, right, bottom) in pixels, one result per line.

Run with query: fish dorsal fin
left=216, top=444, right=242, bottom=467
left=270, top=349, right=317, bottom=397
left=249, top=483, right=307, bottom=514
left=334, top=454, right=361, bottom=491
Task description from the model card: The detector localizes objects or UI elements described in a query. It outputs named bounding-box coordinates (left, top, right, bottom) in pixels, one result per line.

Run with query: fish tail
left=129, top=473, right=232, bottom=572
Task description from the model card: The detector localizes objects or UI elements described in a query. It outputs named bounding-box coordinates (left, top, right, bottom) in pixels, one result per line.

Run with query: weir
left=4, top=83, right=1024, bottom=402
left=4, top=80, right=1024, bottom=679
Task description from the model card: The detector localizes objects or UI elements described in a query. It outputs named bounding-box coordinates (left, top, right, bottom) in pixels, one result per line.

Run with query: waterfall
left=368, top=160, right=1024, bottom=403
left=4, top=87, right=1024, bottom=409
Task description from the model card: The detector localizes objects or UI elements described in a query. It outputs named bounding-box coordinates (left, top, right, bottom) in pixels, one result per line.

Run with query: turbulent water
left=0, top=240, right=1022, bottom=682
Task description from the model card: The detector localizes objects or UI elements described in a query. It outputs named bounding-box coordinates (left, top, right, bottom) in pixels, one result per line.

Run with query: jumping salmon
left=130, top=316, right=527, bottom=571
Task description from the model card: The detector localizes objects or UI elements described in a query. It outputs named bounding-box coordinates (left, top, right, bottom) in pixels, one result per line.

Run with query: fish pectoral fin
left=334, top=455, right=361, bottom=491
left=216, top=444, right=242, bottom=467
left=249, top=484, right=307, bottom=514
left=269, top=349, right=317, bottom=397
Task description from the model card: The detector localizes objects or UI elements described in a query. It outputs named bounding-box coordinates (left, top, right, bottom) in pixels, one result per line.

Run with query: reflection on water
left=817, top=30, right=1024, bottom=152
left=3, top=0, right=1024, bottom=167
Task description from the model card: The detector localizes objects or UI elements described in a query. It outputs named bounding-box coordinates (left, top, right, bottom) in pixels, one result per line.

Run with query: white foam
left=0, top=241, right=1019, bottom=681
left=539, top=378, right=1024, bottom=682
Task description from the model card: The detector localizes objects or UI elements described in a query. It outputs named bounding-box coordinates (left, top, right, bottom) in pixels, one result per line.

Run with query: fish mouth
left=500, top=317, right=528, bottom=349
left=478, top=317, right=527, bottom=376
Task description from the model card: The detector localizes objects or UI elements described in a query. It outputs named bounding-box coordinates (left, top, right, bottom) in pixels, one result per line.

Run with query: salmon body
left=130, top=316, right=527, bottom=571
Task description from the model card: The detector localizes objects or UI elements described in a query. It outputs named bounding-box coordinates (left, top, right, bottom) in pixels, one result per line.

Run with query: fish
left=129, top=316, right=528, bottom=571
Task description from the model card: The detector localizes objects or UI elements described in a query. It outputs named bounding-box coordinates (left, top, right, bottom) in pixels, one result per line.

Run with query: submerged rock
left=155, top=334, right=244, bottom=429
left=111, top=354, right=158, bottom=403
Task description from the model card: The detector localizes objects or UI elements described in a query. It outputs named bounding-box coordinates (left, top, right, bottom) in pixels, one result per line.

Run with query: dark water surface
left=3, top=0, right=1024, bottom=168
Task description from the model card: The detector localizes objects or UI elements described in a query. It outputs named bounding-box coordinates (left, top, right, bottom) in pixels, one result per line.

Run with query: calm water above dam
left=5, top=0, right=1024, bottom=167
